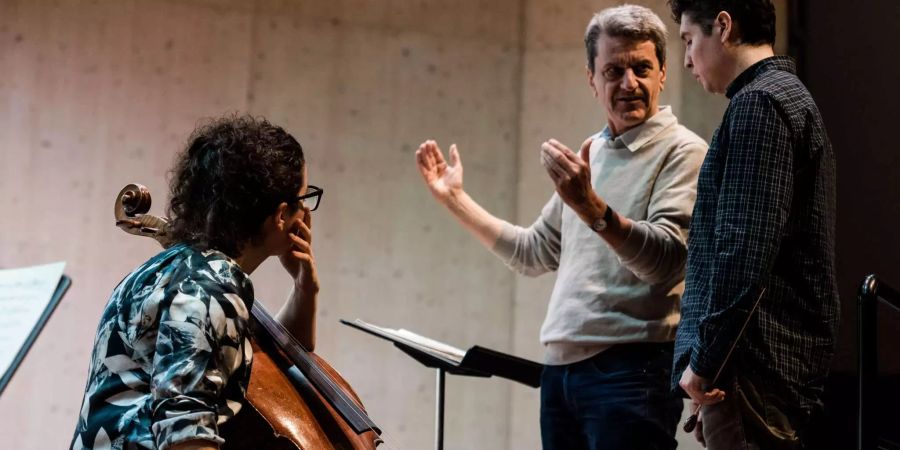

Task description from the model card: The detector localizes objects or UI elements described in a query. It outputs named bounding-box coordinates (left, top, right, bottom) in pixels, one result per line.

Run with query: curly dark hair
left=166, top=115, right=305, bottom=257
left=667, top=0, right=776, bottom=46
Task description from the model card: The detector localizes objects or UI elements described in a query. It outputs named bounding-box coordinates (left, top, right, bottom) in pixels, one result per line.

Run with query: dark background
left=795, top=0, right=900, bottom=447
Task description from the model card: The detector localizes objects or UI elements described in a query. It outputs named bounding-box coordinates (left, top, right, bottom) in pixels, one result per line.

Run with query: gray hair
left=584, top=4, right=668, bottom=73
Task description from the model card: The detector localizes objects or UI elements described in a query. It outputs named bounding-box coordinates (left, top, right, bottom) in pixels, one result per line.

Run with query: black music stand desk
left=340, top=319, right=542, bottom=450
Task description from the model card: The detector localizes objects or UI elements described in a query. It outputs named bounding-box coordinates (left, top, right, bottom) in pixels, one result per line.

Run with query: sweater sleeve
left=489, top=193, right=564, bottom=277
left=610, top=140, right=707, bottom=284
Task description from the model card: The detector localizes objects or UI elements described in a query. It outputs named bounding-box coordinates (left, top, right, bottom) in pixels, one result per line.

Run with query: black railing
left=858, top=274, right=900, bottom=450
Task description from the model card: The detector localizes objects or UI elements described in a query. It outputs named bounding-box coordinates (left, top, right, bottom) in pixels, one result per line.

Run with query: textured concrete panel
left=0, top=2, right=253, bottom=449
left=0, top=0, right=521, bottom=449
left=0, top=1, right=780, bottom=449
left=243, top=6, right=522, bottom=447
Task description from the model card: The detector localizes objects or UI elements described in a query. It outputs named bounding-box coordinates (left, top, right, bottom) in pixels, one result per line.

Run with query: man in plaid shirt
left=668, top=1, right=838, bottom=448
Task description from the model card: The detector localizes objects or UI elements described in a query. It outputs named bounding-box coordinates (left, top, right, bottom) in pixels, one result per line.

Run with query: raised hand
left=540, top=137, right=612, bottom=225
left=415, top=139, right=464, bottom=203
left=279, top=210, right=319, bottom=295
left=540, top=138, right=594, bottom=205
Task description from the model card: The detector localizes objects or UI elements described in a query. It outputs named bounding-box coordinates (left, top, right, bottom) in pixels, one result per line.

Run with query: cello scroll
left=114, top=183, right=172, bottom=246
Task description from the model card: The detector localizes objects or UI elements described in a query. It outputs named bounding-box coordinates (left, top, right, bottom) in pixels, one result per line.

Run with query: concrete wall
left=0, top=1, right=522, bottom=448
left=0, top=1, right=790, bottom=449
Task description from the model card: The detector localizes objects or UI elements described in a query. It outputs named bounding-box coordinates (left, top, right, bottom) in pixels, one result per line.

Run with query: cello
left=113, top=183, right=384, bottom=450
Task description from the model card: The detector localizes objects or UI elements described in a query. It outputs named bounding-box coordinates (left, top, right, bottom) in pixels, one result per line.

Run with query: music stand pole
left=435, top=368, right=446, bottom=450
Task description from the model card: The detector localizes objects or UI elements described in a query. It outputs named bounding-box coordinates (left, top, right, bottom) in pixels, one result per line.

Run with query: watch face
left=592, top=218, right=607, bottom=232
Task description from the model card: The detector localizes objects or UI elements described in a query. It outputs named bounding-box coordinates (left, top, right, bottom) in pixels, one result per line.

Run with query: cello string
left=252, top=301, right=382, bottom=437
left=254, top=304, right=382, bottom=440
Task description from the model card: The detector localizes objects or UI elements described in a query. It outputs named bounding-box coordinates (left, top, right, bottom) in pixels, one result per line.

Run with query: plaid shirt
left=673, top=56, right=839, bottom=413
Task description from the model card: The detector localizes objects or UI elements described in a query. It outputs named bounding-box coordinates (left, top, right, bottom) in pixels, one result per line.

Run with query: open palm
left=415, top=140, right=463, bottom=201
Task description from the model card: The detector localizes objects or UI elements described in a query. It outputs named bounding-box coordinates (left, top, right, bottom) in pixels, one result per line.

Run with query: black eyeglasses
left=293, top=185, right=323, bottom=211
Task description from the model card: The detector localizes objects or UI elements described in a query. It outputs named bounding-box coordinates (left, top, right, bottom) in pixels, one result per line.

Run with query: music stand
left=0, top=274, right=71, bottom=396
left=341, top=319, right=542, bottom=450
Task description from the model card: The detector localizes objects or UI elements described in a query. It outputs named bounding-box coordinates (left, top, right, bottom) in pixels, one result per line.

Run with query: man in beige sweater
left=416, top=5, right=706, bottom=450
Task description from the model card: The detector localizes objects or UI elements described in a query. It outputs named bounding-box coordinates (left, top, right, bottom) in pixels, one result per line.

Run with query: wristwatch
left=591, top=205, right=615, bottom=232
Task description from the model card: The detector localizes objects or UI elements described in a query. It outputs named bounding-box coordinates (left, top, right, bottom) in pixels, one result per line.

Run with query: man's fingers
left=540, top=148, right=568, bottom=181
left=688, top=388, right=726, bottom=406
left=703, top=389, right=726, bottom=404
left=545, top=140, right=585, bottom=173
left=424, top=142, right=437, bottom=167
left=416, top=144, right=431, bottom=168
left=419, top=141, right=435, bottom=167
left=541, top=152, right=567, bottom=182
left=548, top=138, right=583, bottom=165
left=449, top=144, right=461, bottom=167
left=542, top=142, right=580, bottom=174
left=547, top=138, right=572, bottom=153
left=416, top=147, right=439, bottom=182
left=419, top=144, right=436, bottom=171
left=580, top=138, right=593, bottom=164
left=427, top=140, right=447, bottom=165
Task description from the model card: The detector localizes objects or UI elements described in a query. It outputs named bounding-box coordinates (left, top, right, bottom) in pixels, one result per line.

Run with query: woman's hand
left=279, top=210, right=319, bottom=295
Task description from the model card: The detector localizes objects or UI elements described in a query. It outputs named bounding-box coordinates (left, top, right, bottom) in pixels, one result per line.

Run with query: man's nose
left=620, top=69, right=638, bottom=90
left=684, top=52, right=692, bottom=69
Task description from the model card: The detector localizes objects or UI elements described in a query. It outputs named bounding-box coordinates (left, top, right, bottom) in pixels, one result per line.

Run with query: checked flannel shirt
left=673, top=56, right=839, bottom=414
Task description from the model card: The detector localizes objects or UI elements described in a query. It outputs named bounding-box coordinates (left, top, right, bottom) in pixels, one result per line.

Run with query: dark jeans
left=540, top=342, right=683, bottom=450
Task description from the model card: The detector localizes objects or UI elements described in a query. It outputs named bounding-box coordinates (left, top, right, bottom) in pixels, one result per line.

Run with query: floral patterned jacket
left=71, top=244, right=254, bottom=450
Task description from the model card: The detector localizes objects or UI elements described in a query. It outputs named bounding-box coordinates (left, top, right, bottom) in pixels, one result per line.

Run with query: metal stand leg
left=435, top=368, right=445, bottom=450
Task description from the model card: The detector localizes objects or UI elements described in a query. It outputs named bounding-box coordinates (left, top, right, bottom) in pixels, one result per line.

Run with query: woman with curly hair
left=71, top=116, right=323, bottom=450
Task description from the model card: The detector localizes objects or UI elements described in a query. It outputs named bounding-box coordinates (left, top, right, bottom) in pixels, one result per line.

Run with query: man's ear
left=587, top=66, right=599, bottom=98
left=659, top=62, right=667, bottom=91
left=716, top=11, right=735, bottom=45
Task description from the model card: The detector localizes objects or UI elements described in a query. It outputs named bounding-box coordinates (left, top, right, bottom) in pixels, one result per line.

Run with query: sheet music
left=0, top=262, right=66, bottom=377
left=351, top=319, right=466, bottom=363
left=343, top=318, right=544, bottom=387
left=395, top=329, right=466, bottom=361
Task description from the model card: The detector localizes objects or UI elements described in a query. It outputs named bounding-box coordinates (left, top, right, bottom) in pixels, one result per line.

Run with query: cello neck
left=250, top=302, right=381, bottom=435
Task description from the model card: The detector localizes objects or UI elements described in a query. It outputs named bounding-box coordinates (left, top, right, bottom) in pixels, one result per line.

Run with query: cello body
left=220, top=340, right=381, bottom=449
left=114, top=184, right=382, bottom=450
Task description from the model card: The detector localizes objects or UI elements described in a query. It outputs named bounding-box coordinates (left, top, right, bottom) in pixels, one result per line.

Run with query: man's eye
left=604, top=68, right=621, bottom=80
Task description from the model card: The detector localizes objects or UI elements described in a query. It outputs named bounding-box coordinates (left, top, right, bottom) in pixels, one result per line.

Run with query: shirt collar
left=725, top=55, right=796, bottom=99
left=597, top=105, right=678, bottom=153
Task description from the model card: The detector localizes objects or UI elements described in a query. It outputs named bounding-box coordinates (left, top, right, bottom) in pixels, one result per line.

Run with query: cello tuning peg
left=116, top=219, right=141, bottom=228
left=140, top=226, right=160, bottom=235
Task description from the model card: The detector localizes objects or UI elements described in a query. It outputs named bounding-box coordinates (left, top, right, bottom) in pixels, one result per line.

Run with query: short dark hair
left=668, top=0, right=776, bottom=46
left=585, top=5, right=669, bottom=73
left=167, top=115, right=305, bottom=257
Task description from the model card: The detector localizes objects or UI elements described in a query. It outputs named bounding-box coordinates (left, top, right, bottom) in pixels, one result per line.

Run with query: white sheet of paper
left=0, top=261, right=66, bottom=377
